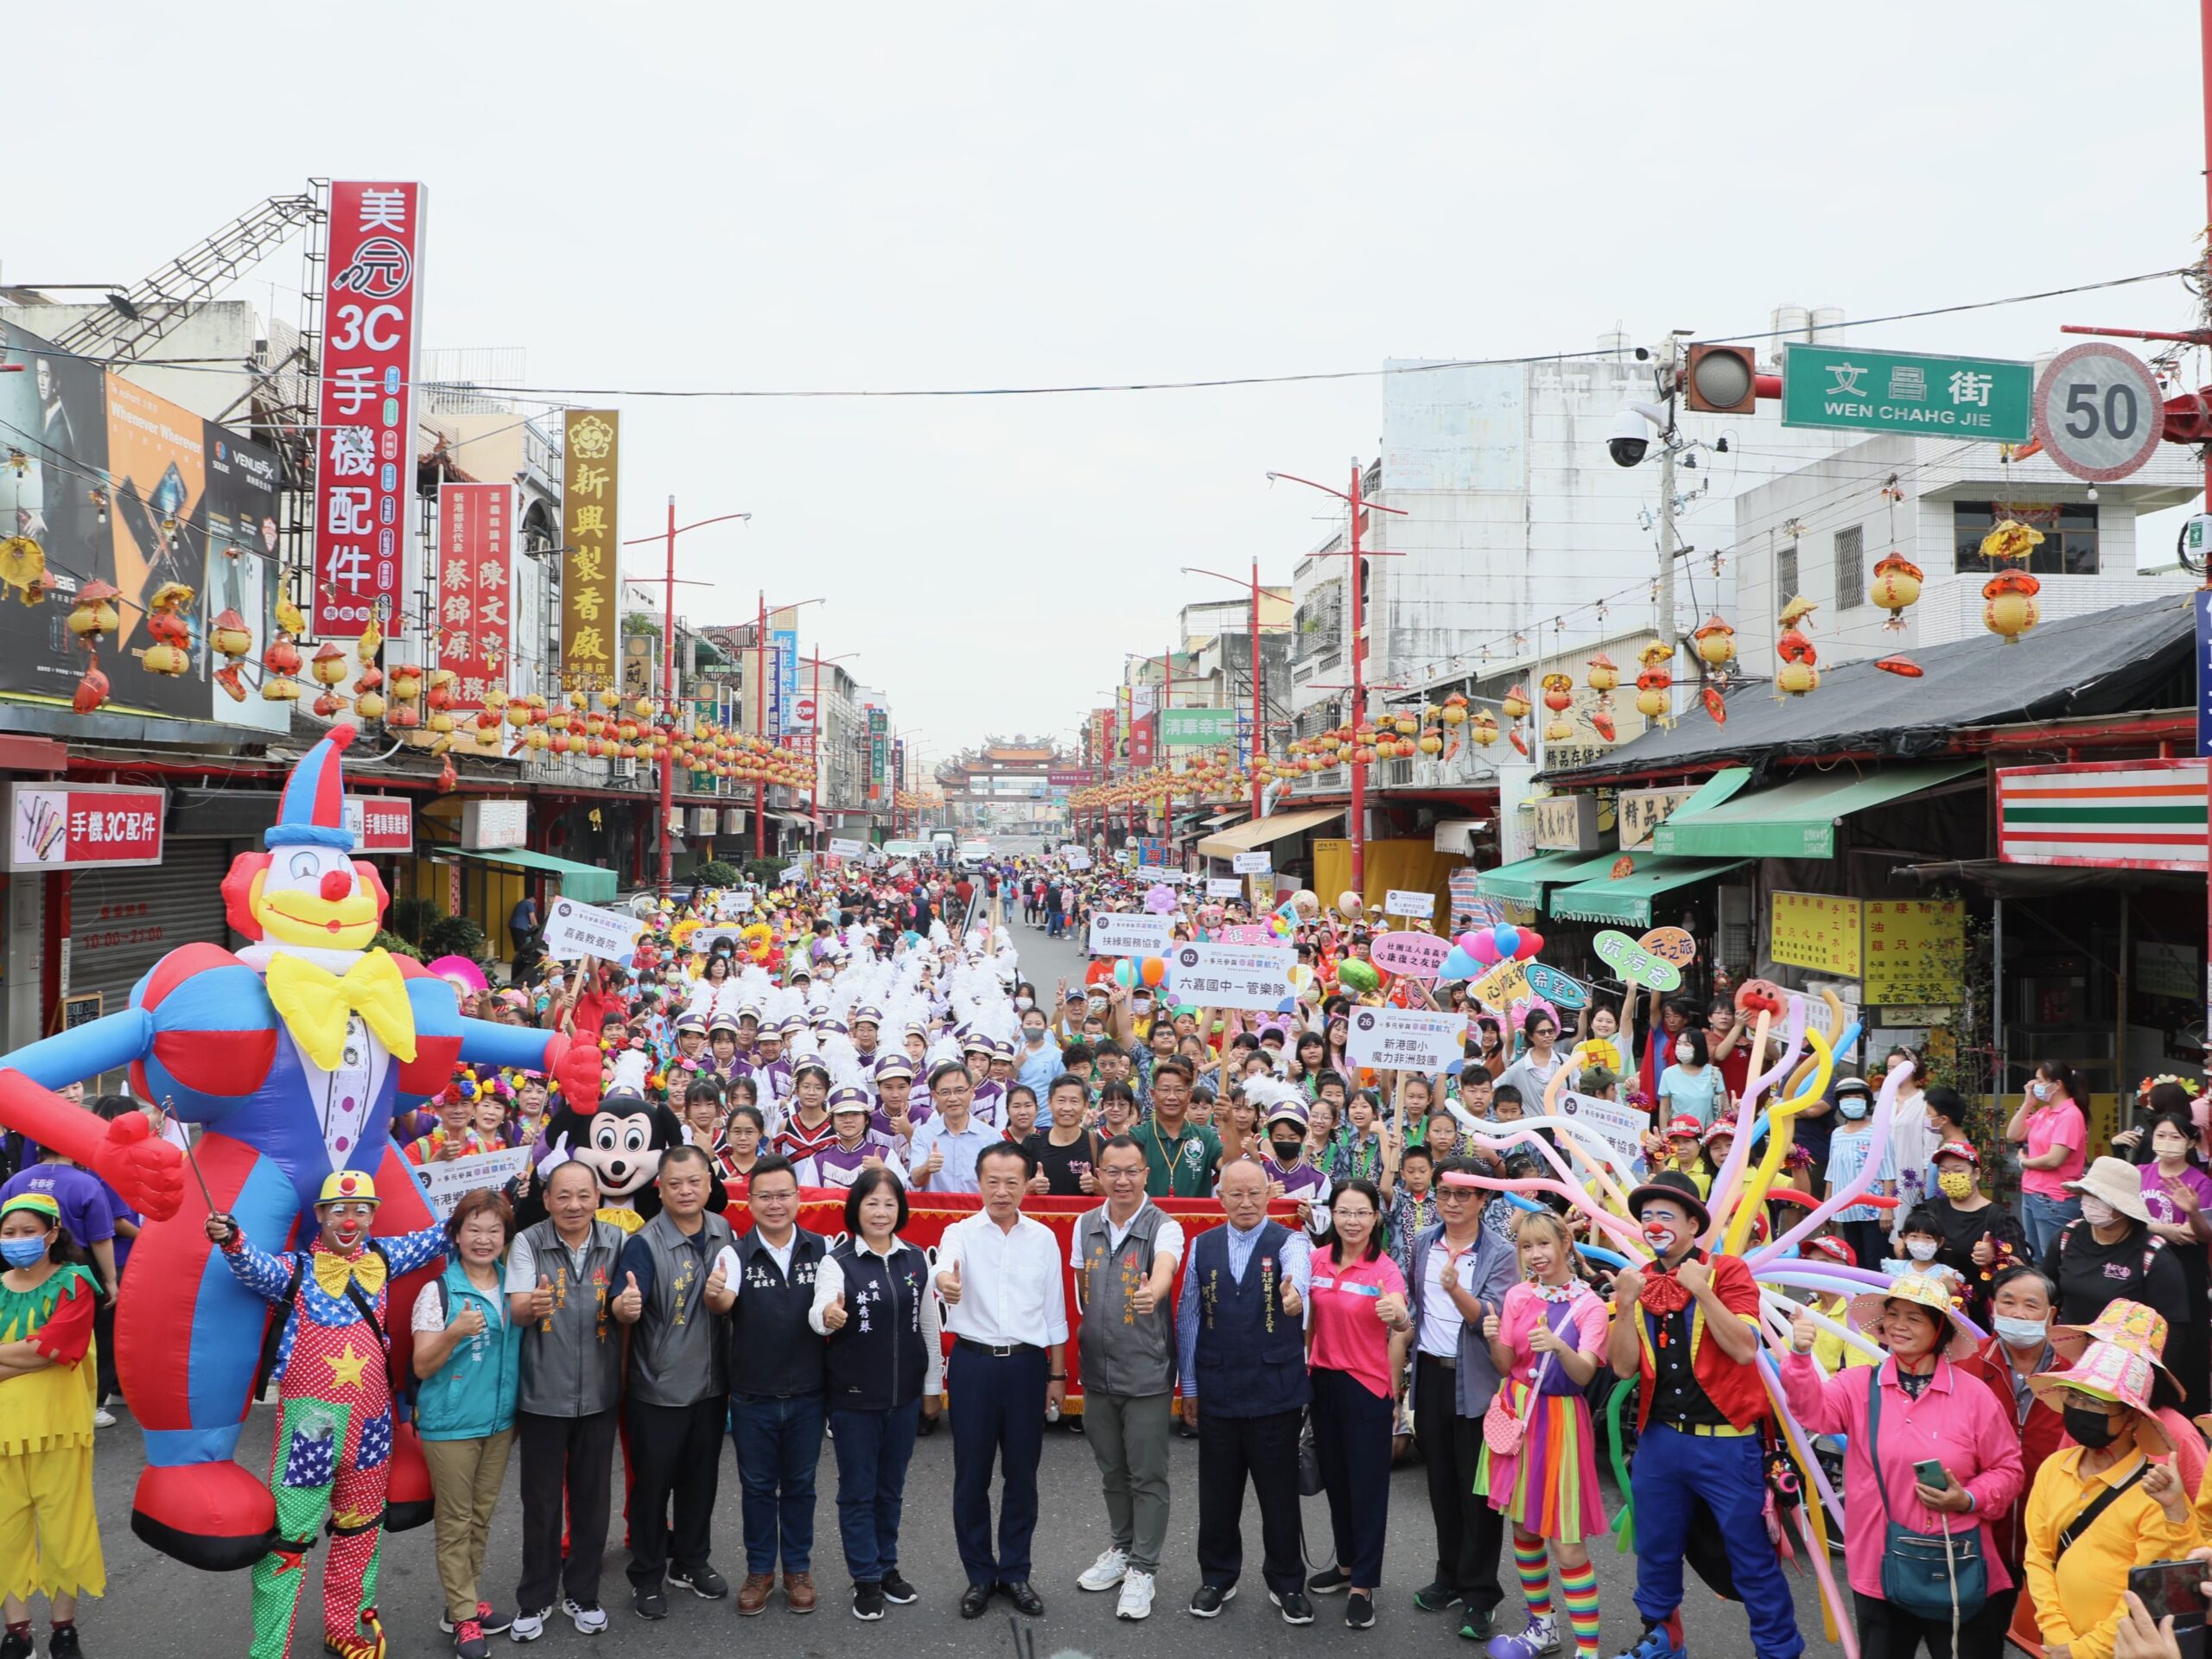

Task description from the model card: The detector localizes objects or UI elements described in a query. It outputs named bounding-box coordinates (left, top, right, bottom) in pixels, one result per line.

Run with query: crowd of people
left=3, top=841, right=2212, bottom=1659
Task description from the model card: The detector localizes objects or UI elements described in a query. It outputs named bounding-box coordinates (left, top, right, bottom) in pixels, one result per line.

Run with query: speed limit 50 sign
left=2032, top=343, right=2165, bottom=482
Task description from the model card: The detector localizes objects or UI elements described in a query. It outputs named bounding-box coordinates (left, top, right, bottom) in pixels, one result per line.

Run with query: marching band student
left=774, top=1061, right=838, bottom=1165
left=869, top=1055, right=926, bottom=1148
left=800, top=1090, right=908, bottom=1190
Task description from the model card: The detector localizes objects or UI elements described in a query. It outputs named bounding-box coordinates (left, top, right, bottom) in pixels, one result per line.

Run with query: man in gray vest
left=613, top=1143, right=736, bottom=1622
left=505, top=1159, right=628, bottom=1642
left=1069, top=1133, right=1184, bottom=1623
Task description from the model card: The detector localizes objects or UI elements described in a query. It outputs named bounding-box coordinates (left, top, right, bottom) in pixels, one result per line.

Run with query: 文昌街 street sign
left=1781, top=342, right=2031, bottom=442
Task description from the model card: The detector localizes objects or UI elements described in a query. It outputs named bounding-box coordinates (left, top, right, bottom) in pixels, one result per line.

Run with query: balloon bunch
left=1112, top=956, right=1169, bottom=988
left=1437, top=923, right=1544, bottom=981
left=1435, top=990, right=1947, bottom=1659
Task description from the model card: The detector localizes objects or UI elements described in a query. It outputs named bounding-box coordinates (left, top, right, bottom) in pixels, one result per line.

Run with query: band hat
left=2063, top=1155, right=2152, bottom=1224
left=829, top=1086, right=874, bottom=1116
left=1847, top=1270, right=1976, bottom=1362
left=872, top=1054, right=916, bottom=1082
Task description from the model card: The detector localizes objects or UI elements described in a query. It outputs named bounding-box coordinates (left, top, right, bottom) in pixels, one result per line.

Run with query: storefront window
left=1954, top=499, right=2098, bottom=575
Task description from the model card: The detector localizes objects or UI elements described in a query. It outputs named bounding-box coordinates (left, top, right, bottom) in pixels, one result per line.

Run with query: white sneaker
left=1116, top=1569, right=1155, bottom=1621
left=1077, top=1546, right=1128, bottom=1592
left=91, top=1408, right=116, bottom=1427
left=561, top=1599, right=607, bottom=1635
left=508, top=1610, right=548, bottom=1643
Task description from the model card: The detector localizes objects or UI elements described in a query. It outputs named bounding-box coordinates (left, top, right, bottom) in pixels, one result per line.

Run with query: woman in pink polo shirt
left=1302, top=1177, right=1412, bottom=1631
left=2006, top=1061, right=2088, bottom=1259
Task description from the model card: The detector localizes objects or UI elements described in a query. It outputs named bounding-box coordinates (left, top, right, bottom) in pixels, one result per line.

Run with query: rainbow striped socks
left=1558, top=1560, right=1601, bottom=1659
left=1514, top=1534, right=1554, bottom=1620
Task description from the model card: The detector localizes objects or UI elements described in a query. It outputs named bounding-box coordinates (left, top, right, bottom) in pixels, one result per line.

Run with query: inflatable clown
left=0, top=725, right=601, bottom=1587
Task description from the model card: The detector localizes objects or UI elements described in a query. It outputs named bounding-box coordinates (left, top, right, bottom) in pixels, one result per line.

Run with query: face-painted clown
left=207, top=1168, right=448, bottom=1659
left=0, top=724, right=602, bottom=1599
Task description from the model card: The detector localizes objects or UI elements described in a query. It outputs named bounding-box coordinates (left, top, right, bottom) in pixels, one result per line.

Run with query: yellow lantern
left=1776, top=659, right=1819, bottom=696
left=1417, top=730, right=1442, bottom=754
left=1586, top=653, right=1619, bottom=694
left=354, top=690, right=388, bottom=721
left=1693, top=616, right=1737, bottom=668
left=1440, top=692, right=1468, bottom=726
left=1982, top=570, right=2041, bottom=644
left=1869, top=553, right=1924, bottom=630
left=309, top=643, right=350, bottom=688
left=1636, top=683, right=1669, bottom=720
left=1542, top=715, right=1573, bottom=743
left=1471, top=710, right=1498, bottom=746
left=1500, top=685, right=1531, bottom=721
left=67, top=580, right=120, bottom=643
left=0, top=536, right=47, bottom=606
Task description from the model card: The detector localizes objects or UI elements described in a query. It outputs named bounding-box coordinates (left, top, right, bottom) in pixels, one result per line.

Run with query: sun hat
left=1847, top=1270, right=1975, bottom=1361
left=2030, top=1338, right=2173, bottom=1456
left=1932, top=1139, right=1980, bottom=1166
left=2052, top=1299, right=2184, bottom=1409
left=2063, top=1155, right=2152, bottom=1224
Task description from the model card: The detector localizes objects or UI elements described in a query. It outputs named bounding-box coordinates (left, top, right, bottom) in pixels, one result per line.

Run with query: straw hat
left=2052, top=1299, right=2184, bottom=1410
left=2063, top=1155, right=2152, bottom=1224
left=2030, top=1338, right=2173, bottom=1457
left=1847, top=1271, right=1976, bottom=1361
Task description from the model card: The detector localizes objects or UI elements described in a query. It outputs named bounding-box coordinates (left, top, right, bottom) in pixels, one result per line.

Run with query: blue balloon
left=1493, top=924, right=1521, bottom=959
left=1439, top=946, right=1480, bottom=980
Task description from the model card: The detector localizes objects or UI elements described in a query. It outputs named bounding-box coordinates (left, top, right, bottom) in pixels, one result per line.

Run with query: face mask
left=1642, top=1223, right=1680, bottom=1255
left=1993, top=1315, right=2048, bottom=1350
left=1838, top=1097, right=1869, bottom=1120
left=1675, top=1041, right=1694, bottom=1064
left=1938, top=1170, right=1975, bottom=1200
left=1905, top=1239, right=1940, bottom=1262
left=2079, top=1196, right=2118, bottom=1228
left=2030, top=1082, right=2050, bottom=1102
left=1025, top=1028, right=1045, bottom=1046
left=2063, top=1402, right=2120, bottom=1449
left=1133, top=999, right=1151, bottom=1014
left=1014, top=997, right=1033, bottom=1011
left=0, top=1236, right=48, bottom=1268
left=1270, top=1138, right=1304, bottom=1163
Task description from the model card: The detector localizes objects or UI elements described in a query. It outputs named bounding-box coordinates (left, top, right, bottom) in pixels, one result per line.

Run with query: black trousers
left=95, top=1293, right=119, bottom=1406
left=1853, top=1586, right=2015, bottom=1659
left=1195, top=1405, right=1306, bottom=1598
left=516, top=1408, right=619, bottom=1611
left=947, top=1344, right=1048, bottom=1586
left=1311, top=1367, right=1393, bottom=1589
left=1421, top=1356, right=1503, bottom=1611
left=625, top=1395, right=727, bottom=1589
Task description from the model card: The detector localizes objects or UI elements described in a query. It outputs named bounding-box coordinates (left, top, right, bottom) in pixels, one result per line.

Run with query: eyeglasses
left=1100, top=1166, right=1147, bottom=1182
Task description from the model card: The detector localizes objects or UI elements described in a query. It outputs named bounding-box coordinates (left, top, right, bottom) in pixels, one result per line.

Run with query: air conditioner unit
left=612, top=758, right=638, bottom=783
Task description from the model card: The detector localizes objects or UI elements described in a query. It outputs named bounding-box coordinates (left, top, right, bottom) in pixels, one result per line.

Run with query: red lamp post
left=751, top=593, right=825, bottom=862
left=1182, top=559, right=1277, bottom=821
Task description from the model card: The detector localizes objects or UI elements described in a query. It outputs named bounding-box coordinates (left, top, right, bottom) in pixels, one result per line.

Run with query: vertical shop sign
left=436, top=482, right=512, bottom=711
left=560, top=411, right=620, bottom=688
left=312, top=181, right=426, bottom=638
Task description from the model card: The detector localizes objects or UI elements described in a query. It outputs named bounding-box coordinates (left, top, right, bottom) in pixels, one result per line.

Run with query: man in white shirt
left=908, top=1063, right=998, bottom=1195
left=1068, top=1135, right=1183, bottom=1621
left=935, top=1141, right=1067, bottom=1622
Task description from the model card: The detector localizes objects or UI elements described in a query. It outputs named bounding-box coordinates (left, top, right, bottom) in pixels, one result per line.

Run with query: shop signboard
left=774, top=626, right=799, bottom=733
left=1769, top=890, right=1864, bottom=977
left=1128, top=713, right=1155, bottom=768
left=2137, top=940, right=2200, bottom=1004
left=343, top=796, right=414, bottom=855
left=1861, top=899, right=1965, bottom=1005
left=1618, top=786, right=1698, bottom=851
left=312, top=181, right=427, bottom=637
left=6, top=783, right=164, bottom=872
left=559, top=410, right=620, bottom=687
left=461, top=798, right=527, bottom=851
left=1996, top=758, right=2208, bottom=872
left=436, top=481, right=513, bottom=710
left=1161, top=706, right=1233, bottom=747
left=1531, top=794, right=1600, bottom=852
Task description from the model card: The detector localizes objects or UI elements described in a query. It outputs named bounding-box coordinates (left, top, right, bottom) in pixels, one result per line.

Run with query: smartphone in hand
left=1913, top=1459, right=1951, bottom=1491
left=2128, top=1559, right=2209, bottom=1659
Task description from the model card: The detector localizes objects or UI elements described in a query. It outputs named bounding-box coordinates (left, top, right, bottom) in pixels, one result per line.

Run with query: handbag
left=1866, top=1370, right=1988, bottom=1623
left=1483, top=1298, right=1568, bottom=1455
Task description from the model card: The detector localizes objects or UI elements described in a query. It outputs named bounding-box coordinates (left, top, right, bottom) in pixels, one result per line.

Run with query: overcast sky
left=10, top=2, right=2205, bottom=779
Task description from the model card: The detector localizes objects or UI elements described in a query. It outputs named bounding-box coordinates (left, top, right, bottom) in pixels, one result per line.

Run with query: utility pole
left=1249, top=556, right=1263, bottom=823
left=1656, top=336, right=1680, bottom=661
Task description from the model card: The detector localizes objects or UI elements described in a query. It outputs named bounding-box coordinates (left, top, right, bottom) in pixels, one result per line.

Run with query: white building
left=1731, top=434, right=2202, bottom=678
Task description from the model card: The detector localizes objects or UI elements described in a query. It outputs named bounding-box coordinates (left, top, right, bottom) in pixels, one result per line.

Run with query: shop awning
left=457, top=848, right=617, bottom=904
left=1474, top=850, right=1613, bottom=907
left=1196, top=804, right=1343, bottom=860
left=1649, top=760, right=1984, bottom=860
left=1547, top=855, right=1751, bottom=927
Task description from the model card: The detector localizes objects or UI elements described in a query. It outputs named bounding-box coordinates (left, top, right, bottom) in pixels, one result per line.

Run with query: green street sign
left=1780, top=342, right=2032, bottom=442
left=1160, top=705, right=1234, bottom=747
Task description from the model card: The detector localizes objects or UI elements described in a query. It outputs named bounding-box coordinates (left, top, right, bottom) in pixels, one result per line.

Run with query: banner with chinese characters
left=311, top=181, right=426, bottom=639
left=435, top=482, right=512, bottom=712
left=1768, top=890, right=1864, bottom=978
left=559, top=410, right=620, bottom=686
left=868, top=706, right=887, bottom=799
left=1861, top=899, right=1965, bottom=1005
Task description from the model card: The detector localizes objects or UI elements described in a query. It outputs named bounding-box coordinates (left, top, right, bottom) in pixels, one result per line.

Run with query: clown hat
left=316, top=1169, right=379, bottom=1207
left=268, top=723, right=360, bottom=849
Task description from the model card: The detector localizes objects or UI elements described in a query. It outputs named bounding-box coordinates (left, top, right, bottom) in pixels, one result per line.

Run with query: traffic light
left=1683, top=343, right=1758, bottom=414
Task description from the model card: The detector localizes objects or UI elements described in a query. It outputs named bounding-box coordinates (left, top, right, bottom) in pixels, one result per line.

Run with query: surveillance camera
left=1606, top=402, right=1669, bottom=468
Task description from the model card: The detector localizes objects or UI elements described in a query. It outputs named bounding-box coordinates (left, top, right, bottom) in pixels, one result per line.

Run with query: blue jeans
left=2022, top=1191, right=2081, bottom=1258
left=729, top=1392, right=825, bottom=1575
left=1630, top=1425, right=1804, bottom=1659
left=828, top=1400, right=920, bottom=1585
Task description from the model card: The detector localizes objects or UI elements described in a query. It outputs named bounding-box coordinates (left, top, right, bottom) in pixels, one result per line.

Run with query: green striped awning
left=1475, top=850, right=1617, bottom=908
left=1650, top=760, right=1983, bottom=860
left=1547, top=856, right=1751, bottom=927
left=1995, top=760, right=2208, bottom=872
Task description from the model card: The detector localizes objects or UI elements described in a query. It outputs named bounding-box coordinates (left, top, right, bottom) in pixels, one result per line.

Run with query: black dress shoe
left=999, top=1580, right=1045, bottom=1618
left=958, top=1584, right=995, bottom=1620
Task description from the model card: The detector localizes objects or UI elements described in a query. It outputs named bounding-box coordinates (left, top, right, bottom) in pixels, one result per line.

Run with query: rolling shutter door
left=67, top=842, right=233, bottom=1020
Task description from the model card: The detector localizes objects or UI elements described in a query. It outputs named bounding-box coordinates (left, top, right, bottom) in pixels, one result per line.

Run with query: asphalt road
left=67, top=916, right=1837, bottom=1657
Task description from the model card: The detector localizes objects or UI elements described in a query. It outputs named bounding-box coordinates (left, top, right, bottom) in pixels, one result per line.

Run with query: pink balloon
left=1514, top=928, right=1545, bottom=961
left=1469, top=933, right=1502, bottom=966
left=1455, top=932, right=1482, bottom=955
